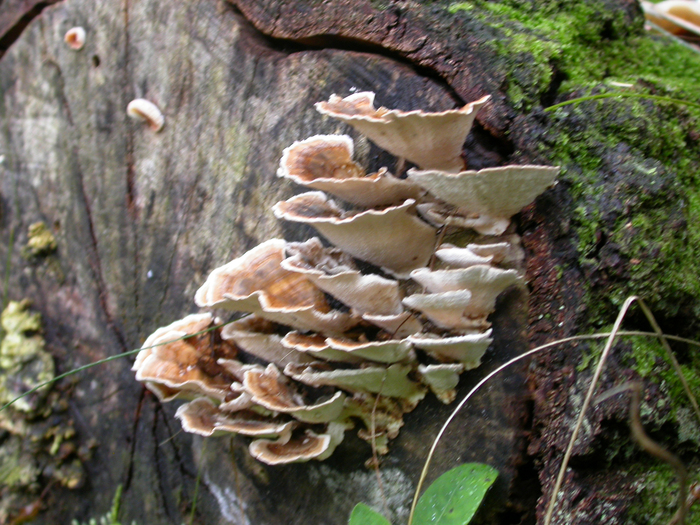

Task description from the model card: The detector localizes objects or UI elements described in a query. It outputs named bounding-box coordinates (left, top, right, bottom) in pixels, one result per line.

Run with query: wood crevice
left=226, top=1, right=466, bottom=107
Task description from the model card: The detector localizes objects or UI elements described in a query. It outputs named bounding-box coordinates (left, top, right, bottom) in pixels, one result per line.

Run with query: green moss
left=447, top=0, right=700, bottom=109
left=628, top=336, right=700, bottom=441
left=444, top=0, right=700, bottom=326
left=626, top=460, right=700, bottom=524
left=0, top=300, right=54, bottom=412
left=536, top=85, right=700, bottom=325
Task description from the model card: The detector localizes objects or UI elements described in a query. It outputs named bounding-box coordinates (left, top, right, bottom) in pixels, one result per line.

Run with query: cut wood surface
left=0, top=0, right=527, bottom=523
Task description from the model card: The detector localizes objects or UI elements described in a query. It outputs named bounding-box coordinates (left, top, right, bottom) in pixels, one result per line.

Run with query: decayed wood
left=0, top=0, right=530, bottom=523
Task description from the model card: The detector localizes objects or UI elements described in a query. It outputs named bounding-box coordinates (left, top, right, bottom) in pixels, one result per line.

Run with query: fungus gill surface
left=133, top=92, right=558, bottom=464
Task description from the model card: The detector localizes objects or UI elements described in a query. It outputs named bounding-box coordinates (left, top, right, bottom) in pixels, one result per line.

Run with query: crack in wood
left=121, top=0, right=143, bottom=341
left=124, top=387, right=147, bottom=491
left=151, top=401, right=177, bottom=523
left=226, top=2, right=466, bottom=106
left=72, top=146, right=130, bottom=353
left=0, top=1, right=57, bottom=59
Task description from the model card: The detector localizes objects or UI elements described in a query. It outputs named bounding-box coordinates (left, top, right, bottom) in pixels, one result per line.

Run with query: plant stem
left=545, top=92, right=700, bottom=112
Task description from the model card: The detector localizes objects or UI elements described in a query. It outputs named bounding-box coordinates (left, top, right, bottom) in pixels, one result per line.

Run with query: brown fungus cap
left=175, top=397, right=295, bottom=438
left=243, top=364, right=346, bottom=424
left=273, top=192, right=436, bottom=278
left=281, top=331, right=364, bottom=364
left=278, top=134, right=421, bottom=207
left=133, top=313, right=238, bottom=401
left=220, top=315, right=314, bottom=367
left=642, top=0, right=700, bottom=35
left=315, top=92, right=491, bottom=173
left=248, top=422, right=346, bottom=464
left=195, top=239, right=357, bottom=335
left=282, top=238, right=404, bottom=317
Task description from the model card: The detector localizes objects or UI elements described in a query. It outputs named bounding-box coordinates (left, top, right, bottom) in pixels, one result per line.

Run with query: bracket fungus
left=133, top=91, right=559, bottom=464
left=273, top=192, right=436, bottom=277
left=194, top=238, right=357, bottom=335
left=126, top=98, right=164, bottom=132
left=282, top=237, right=404, bottom=317
left=315, top=92, right=491, bottom=172
left=175, top=398, right=295, bottom=438
left=132, top=313, right=239, bottom=402
left=248, top=422, right=346, bottom=464
left=408, top=165, right=560, bottom=235
left=243, top=364, right=346, bottom=424
left=642, top=0, right=700, bottom=35
left=278, top=135, right=421, bottom=207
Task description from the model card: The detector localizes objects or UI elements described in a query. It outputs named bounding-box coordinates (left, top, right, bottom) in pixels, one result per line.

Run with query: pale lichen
left=23, top=222, right=57, bottom=258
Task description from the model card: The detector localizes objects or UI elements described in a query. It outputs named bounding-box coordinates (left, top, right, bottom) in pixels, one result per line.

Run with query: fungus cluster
left=133, top=92, right=559, bottom=465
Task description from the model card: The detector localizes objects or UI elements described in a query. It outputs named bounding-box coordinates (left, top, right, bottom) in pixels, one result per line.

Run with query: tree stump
left=1, top=0, right=699, bottom=523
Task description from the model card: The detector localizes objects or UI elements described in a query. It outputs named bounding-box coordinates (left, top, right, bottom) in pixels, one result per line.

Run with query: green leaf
left=413, top=463, right=498, bottom=525
left=348, top=503, right=391, bottom=525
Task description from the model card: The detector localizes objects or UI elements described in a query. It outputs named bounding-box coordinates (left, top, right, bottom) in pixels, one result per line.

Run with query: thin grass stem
left=408, top=325, right=700, bottom=525
left=544, top=295, right=638, bottom=525
left=0, top=319, right=234, bottom=413
left=636, top=300, right=700, bottom=426
left=544, top=92, right=700, bottom=112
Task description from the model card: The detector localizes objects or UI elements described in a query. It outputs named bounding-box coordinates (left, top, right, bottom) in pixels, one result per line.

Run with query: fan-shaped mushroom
left=133, top=313, right=238, bottom=401
left=315, top=92, right=490, bottom=172
left=243, top=364, right=346, bottom=423
left=278, top=135, right=421, bottom=207
left=273, top=192, right=436, bottom=277
left=195, top=239, right=357, bottom=335
left=408, top=165, right=560, bottom=235
left=175, top=397, right=295, bottom=438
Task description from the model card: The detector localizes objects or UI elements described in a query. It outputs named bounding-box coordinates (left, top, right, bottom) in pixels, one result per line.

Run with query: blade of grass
left=0, top=319, right=235, bottom=413
left=636, top=300, right=700, bottom=426
left=545, top=92, right=700, bottom=112
left=544, top=295, right=638, bottom=525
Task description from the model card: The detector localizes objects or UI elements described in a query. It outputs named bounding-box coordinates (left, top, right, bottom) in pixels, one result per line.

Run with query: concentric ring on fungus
left=133, top=90, right=559, bottom=464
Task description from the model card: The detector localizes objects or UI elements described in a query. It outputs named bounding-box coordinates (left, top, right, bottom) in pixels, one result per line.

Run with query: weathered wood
left=0, top=0, right=528, bottom=523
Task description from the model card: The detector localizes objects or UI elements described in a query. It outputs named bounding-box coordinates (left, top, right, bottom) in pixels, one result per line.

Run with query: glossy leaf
left=348, top=503, right=391, bottom=525
left=413, top=463, right=498, bottom=525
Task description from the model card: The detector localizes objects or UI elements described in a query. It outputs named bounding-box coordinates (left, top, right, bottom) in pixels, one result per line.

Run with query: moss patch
left=442, top=0, right=700, bottom=328
left=627, top=336, right=700, bottom=442
left=625, top=460, right=700, bottom=524
left=447, top=0, right=700, bottom=110
left=0, top=301, right=92, bottom=523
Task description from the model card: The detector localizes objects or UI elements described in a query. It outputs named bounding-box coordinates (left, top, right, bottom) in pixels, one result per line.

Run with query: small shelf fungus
left=133, top=91, right=559, bottom=465
left=315, top=92, right=491, bottom=172
left=64, top=27, right=86, bottom=50
left=126, top=98, right=164, bottom=132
